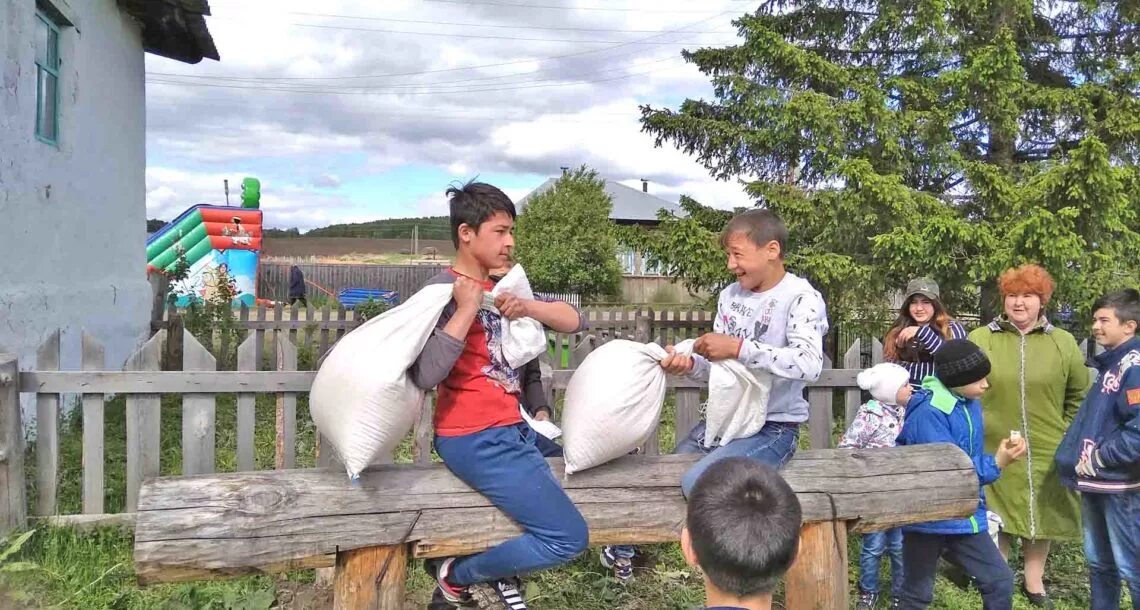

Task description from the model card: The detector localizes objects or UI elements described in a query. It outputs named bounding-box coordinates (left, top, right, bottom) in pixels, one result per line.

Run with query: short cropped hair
left=1093, top=288, right=1140, bottom=326
left=447, top=181, right=516, bottom=247
left=686, top=457, right=802, bottom=597
left=998, top=264, right=1055, bottom=305
left=719, top=209, right=788, bottom=258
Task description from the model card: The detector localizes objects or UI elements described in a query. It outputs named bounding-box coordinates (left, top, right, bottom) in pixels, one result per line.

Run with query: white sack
left=310, top=283, right=453, bottom=479
left=489, top=264, right=548, bottom=369
left=673, top=339, right=772, bottom=448
left=561, top=340, right=669, bottom=474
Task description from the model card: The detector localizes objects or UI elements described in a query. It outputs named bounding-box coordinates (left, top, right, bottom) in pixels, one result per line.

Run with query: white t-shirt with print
left=690, top=272, right=829, bottom=423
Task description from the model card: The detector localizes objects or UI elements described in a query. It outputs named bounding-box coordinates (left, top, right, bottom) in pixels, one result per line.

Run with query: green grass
left=2, top=391, right=1118, bottom=608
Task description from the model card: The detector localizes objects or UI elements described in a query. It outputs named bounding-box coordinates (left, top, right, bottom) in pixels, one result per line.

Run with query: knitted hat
left=856, top=363, right=912, bottom=406
left=934, top=339, right=991, bottom=388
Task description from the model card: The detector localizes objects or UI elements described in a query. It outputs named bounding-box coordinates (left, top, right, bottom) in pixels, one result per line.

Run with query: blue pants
left=434, top=423, right=588, bottom=586
left=859, top=529, right=904, bottom=596
left=897, top=531, right=1013, bottom=610
left=675, top=420, right=801, bottom=497
left=608, top=420, right=799, bottom=560
left=1082, top=491, right=1140, bottom=610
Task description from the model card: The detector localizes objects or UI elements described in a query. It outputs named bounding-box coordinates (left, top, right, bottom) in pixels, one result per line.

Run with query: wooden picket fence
left=0, top=325, right=886, bottom=533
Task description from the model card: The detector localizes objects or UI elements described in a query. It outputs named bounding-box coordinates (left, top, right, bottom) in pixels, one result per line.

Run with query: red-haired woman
left=884, top=277, right=968, bottom=386
left=969, top=264, right=1089, bottom=607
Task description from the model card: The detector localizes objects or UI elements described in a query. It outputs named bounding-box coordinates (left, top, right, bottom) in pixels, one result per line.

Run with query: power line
left=420, top=0, right=736, bottom=13
left=150, top=54, right=682, bottom=92
left=214, top=10, right=737, bottom=34
left=278, top=21, right=737, bottom=45
left=146, top=9, right=734, bottom=82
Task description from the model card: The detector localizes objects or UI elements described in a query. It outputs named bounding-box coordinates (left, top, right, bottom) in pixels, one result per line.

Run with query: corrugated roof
left=118, top=0, right=219, bottom=64
left=516, top=177, right=681, bottom=223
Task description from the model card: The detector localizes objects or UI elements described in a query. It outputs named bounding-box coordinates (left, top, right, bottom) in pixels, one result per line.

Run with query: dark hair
left=719, top=209, right=788, bottom=258
left=1093, top=289, right=1140, bottom=326
left=884, top=296, right=955, bottom=362
left=447, top=181, right=516, bottom=247
left=686, top=457, right=802, bottom=597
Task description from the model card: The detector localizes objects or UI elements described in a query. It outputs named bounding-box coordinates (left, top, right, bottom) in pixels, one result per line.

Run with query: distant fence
left=258, top=263, right=446, bottom=304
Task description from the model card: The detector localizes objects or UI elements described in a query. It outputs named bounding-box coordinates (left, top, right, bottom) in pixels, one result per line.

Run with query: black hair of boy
left=1092, top=288, right=1140, bottom=323
left=719, top=209, right=789, bottom=258
left=446, top=181, right=517, bottom=247
left=687, top=457, right=802, bottom=597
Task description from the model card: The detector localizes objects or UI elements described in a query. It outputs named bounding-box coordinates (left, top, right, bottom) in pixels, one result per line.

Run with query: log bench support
left=135, top=445, right=978, bottom=610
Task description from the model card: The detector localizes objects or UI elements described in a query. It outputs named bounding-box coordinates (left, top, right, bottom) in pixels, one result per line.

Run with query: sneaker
left=599, top=546, right=633, bottom=582
left=467, top=578, right=528, bottom=610
left=888, top=596, right=901, bottom=609
left=426, top=557, right=470, bottom=606
left=856, top=590, right=879, bottom=610
left=428, top=587, right=458, bottom=610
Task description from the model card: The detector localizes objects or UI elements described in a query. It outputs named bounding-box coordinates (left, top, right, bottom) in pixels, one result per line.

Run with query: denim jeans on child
left=860, top=528, right=904, bottom=596
left=434, top=423, right=588, bottom=586
left=607, top=420, right=800, bottom=560
left=1082, top=491, right=1140, bottom=610
left=897, top=531, right=1013, bottom=610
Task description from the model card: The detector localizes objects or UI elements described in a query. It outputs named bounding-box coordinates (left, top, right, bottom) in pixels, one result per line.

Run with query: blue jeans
left=608, top=420, right=799, bottom=560
left=897, top=531, right=1013, bottom=610
left=434, top=423, right=589, bottom=586
left=675, top=420, right=800, bottom=497
left=860, top=529, right=904, bottom=596
left=1082, top=491, right=1140, bottom=610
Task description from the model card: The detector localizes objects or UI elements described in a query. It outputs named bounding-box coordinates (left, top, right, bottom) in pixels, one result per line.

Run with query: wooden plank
left=674, top=388, right=702, bottom=448
left=287, top=305, right=298, bottom=356
left=182, top=331, right=217, bottom=476
left=236, top=335, right=257, bottom=473
left=844, top=339, right=862, bottom=427
left=334, top=544, right=407, bottom=610
left=0, top=354, right=26, bottom=534
left=276, top=337, right=297, bottom=470
left=807, top=387, right=833, bottom=450
left=81, top=332, right=106, bottom=514
left=132, top=445, right=977, bottom=583
left=335, top=306, right=348, bottom=344
left=36, top=512, right=136, bottom=530
left=254, top=305, right=266, bottom=372
left=125, top=331, right=165, bottom=512
left=785, top=521, right=848, bottom=610
left=319, top=305, right=332, bottom=359
left=19, top=370, right=316, bottom=394
left=271, top=302, right=283, bottom=361
left=238, top=305, right=250, bottom=344
left=413, top=396, right=434, bottom=465
left=35, top=330, right=60, bottom=516
left=871, top=337, right=884, bottom=365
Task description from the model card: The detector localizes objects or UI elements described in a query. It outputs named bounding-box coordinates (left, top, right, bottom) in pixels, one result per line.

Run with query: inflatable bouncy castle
left=146, top=178, right=263, bottom=307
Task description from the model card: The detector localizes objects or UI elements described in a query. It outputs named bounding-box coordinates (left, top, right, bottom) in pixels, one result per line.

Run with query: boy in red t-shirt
left=410, top=181, right=588, bottom=609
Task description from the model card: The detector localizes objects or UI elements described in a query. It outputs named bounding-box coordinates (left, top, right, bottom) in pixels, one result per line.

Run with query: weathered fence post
left=0, top=354, right=26, bottom=534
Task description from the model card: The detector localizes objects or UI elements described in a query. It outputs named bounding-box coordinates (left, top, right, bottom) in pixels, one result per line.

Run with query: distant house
left=1, top=0, right=217, bottom=377
left=516, top=177, right=682, bottom=276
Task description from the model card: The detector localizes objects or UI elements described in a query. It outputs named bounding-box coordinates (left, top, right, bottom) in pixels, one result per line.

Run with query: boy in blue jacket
left=895, top=339, right=1027, bottom=610
left=1056, top=288, right=1140, bottom=609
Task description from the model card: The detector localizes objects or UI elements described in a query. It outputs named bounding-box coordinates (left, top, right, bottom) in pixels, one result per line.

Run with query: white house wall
left=0, top=0, right=150, bottom=391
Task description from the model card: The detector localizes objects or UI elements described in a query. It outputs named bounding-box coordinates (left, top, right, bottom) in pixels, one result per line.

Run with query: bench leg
left=785, top=520, right=848, bottom=610
left=333, top=544, right=408, bottom=610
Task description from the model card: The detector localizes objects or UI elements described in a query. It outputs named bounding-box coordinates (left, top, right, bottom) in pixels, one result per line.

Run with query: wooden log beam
left=134, top=445, right=975, bottom=585
left=333, top=544, right=407, bottom=610
left=785, top=521, right=848, bottom=610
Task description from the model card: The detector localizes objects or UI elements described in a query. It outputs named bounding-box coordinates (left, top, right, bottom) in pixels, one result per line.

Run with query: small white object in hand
left=1010, top=430, right=1021, bottom=441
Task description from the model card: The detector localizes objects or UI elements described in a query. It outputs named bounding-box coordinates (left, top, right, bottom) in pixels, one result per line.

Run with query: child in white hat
left=840, top=362, right=914, bottom=610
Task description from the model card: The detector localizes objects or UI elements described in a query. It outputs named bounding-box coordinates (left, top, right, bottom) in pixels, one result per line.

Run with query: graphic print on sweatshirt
left=477, top=307, right=520, bottom=395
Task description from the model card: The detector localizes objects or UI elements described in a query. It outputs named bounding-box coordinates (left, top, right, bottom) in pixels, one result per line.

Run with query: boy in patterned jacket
left=839, top=363, right=913, bottom=610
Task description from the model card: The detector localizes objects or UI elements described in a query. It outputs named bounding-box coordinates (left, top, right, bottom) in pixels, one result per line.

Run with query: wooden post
left=843, top=339, right=862, bottom=427
left=785, top=521, right=848, bottom=610
left=182, top=331, right=217, bottom=476
left=0, top=354, right=26, bottom=534
left=275, top=336, right=297, bottom=470
left=333, top=544, right=408, bottom=610
left=125, top=331, right=165, bottom=512
left=634, top=308, right=652, bottom=343
left=149, top=273, right=170, bottom=334
left=81, top=332, right=106, bottom=514
left=35, top=331, right=60, bottom=516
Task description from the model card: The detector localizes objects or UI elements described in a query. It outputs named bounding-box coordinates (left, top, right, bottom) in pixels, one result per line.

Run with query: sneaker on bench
left=599, top=546, right=634, bottom=582
left=425, top=557, right=471, bottom=606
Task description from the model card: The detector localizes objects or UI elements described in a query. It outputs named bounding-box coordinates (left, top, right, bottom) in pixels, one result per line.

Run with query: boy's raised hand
left=452, top=276, right=484, bottom=313
left=995, top=436, right=1028, bottom=469
left=660, top=346, right=694, bottom=375
left=693, top=333, right=743, bottom=361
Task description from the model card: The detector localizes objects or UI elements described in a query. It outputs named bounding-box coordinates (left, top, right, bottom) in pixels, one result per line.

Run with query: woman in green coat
left=968, top=264, right=1090, bottom=608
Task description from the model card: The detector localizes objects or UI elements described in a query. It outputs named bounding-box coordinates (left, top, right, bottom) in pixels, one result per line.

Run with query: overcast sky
left=144, top=0, right=759, bottom=230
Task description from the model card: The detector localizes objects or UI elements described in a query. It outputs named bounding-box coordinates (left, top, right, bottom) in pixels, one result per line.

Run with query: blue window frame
left=34, top=10, right=61, bottom=145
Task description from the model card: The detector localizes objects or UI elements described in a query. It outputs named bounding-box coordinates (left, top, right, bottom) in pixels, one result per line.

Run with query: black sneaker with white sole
left=467, top=578, right=528, bottom=610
